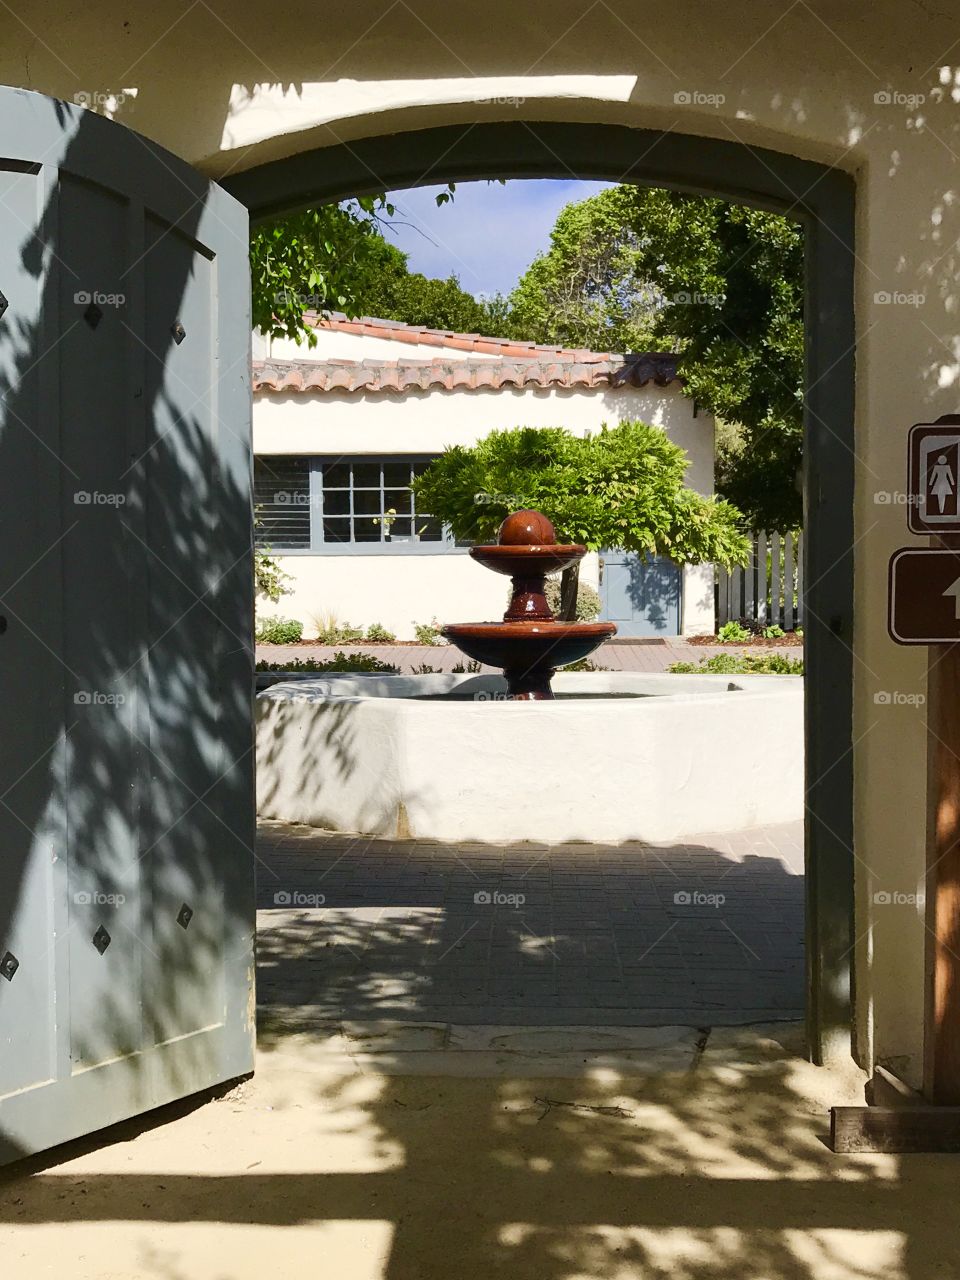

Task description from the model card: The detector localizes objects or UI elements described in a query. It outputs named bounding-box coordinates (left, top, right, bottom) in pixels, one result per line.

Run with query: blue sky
left=381, top=179, right=611, bottom=300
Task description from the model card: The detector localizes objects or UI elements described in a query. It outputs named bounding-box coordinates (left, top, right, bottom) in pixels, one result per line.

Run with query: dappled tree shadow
left=0, top=94, right=254, bottom=1163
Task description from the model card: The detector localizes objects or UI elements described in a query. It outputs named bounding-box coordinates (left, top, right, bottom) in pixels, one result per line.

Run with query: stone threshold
left=257, top=1013, right=805, bottom=1078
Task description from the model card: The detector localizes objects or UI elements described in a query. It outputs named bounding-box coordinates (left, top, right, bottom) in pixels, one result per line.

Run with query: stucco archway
left=226, top=119, right=856, bottom=1065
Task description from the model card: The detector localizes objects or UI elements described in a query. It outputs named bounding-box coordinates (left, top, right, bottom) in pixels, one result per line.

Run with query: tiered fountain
left=258, top=512, right=803, bottom=841
left=441, top=509, right=617, bottom=699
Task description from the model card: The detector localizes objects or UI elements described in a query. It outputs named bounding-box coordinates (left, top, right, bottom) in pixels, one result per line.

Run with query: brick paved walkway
left=256, top=820, right=804, bottom=1027
left=256, top=637, right=803, bottom=674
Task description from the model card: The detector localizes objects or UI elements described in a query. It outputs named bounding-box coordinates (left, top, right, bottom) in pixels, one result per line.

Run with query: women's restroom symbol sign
left=908, top=423, right=960, bottom=532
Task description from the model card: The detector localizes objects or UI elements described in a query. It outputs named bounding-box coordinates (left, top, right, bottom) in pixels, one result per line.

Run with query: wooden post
left=925, top=532, right=960, bottom=1102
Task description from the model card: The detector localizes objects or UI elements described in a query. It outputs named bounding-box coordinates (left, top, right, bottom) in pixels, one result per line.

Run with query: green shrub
left=256, top=651, right=399, bottom=674
left=309, top=610, right=364, bottom=643
left=762, top=624, right=785, bottom=639
left=365, top=622, right=397, bottom=643
left=315, top=620, right=363, bottom=644
left=255, top=616, right=304, bottom=644
left=410, top=663, right=441, bottom=674
left=451, top=660, right=482, bottom=673
left=717, top=620, right=752, bottom=643
left=668, top=653, right=803, bottom=675
left=544, top=578, right=602, bottom=621
left=413, top=619, right=443, bottom=645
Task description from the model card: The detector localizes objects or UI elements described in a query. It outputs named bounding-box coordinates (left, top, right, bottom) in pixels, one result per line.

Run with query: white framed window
left=254, top=455, right=457, bottom=554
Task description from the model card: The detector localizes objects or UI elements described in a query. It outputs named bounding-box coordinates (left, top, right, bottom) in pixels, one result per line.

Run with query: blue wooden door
left=0, top=88, right=254, bottom=1164
left=600, top=550, right=681, bottom=636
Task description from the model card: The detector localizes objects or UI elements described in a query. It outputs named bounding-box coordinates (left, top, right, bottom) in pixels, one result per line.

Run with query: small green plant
left=451, top=660, right=482, bottom=673
left=255, top=616, right=304, bottom=645
left=254, top=506, right=292, bottom=604
left=562, top=657, right=609, bottom=672
left=310, top=610, right=364, bottom=643
left=762, top=624, right=785, bottom=639
left=717, top=620, right=752, bottom=643
left=543, top=578, right=601, bottom=622
left=365, top=622, right=397, bottom=643
left=410, top=663, right=441, bottom=674
left=413, top=619, right=443, bottom=645
left=668, top=653, right=803, bottom=675
left=256, top=651, right=399, bottom=674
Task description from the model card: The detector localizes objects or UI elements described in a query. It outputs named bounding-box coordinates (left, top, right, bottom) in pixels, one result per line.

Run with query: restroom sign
left=908, top=422, right=960, bottom=533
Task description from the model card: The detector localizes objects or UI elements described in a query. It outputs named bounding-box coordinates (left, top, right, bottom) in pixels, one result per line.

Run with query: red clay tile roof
left=252, top=353, right=680, bottom=396
left=308, top=311, right=620, bottom=361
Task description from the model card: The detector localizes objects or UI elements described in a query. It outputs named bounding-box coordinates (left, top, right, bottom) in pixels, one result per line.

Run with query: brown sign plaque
left=889, top=547, right=960, bottom=644
left=908, top=421, right=960, bottom=533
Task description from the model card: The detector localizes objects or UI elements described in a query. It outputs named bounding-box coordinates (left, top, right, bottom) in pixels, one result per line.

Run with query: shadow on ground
left=2, top=1017, right=957, bottom=1280
left=254, top=820, right=805, bottom=1028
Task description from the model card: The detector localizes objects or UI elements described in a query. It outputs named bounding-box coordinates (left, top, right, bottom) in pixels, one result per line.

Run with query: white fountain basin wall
left=256, top=672, right=803, bottom=843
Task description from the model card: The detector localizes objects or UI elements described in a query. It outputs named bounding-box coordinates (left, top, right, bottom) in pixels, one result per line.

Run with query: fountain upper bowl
left=469, top=543, right=586, bottom=578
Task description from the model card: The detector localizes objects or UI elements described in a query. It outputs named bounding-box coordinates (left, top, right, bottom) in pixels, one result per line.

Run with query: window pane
left=354, top=520, right=381, bottom=543
left=322, top=517, right=351, bottom=544
left=354, top=489, right=382, bottom=516
left=323, top=489, right=350, bottom=516
left=387, top=517, right=413, bottom=540
left=384, top=461, right=412, bottom=487
left=416, top=517, right=444, bottom=543
left=385, top=488, right=413, bottom=514
left=254, top=456, right=311, bottom=549
left=352, top=462, right=381, bottom=488
left=322, top=461, right=350, bottom=488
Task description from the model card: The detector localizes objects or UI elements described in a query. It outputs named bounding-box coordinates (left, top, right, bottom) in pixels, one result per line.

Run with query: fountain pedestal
left=441, top=510, right=617, bottom=699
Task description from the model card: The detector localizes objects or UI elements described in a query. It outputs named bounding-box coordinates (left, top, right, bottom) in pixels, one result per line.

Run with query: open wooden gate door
left=0, top=88, right=255, bottom=1163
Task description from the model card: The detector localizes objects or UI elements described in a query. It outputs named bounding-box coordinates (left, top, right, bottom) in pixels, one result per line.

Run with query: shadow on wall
left=0, top=96, right=253, bottom=1164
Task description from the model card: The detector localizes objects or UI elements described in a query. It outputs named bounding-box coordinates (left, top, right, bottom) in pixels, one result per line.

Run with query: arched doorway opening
left=227, top=119, right=856, bottom=1065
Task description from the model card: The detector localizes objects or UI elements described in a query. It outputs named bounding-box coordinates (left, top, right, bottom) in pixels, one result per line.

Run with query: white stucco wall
left=257, top=672, right=804, bottom=843
left=15, top=0, right=960, bottom=1074
left=254, top=379, right=715, bottom=638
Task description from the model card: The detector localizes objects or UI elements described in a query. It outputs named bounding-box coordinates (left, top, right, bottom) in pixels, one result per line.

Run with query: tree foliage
left=413, top=422, right=749, bottom=580
left=507, top=186, right=805, bottom=529
left=250, top=199, right=510, bottom=343
left=627, top=190, right=804, bottom=529
left=506, top=186, right=659, bottom=352
left=357, top=239, right=510, bottom=333
left=250, top=197, right=397, bottom=346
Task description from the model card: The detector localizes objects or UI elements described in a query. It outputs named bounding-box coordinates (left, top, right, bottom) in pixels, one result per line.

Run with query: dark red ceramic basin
left=469, top=544, right=586, bottom=578
left=441, top=621, right=616, bottom=673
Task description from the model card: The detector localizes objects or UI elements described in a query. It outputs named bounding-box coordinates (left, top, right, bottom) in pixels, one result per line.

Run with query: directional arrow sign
left=945, top=575, right=960, bottom=621
left=889, top=548, right=960, bottom=644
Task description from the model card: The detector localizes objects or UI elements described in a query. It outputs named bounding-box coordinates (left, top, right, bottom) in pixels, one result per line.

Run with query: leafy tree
left=506, top=186, right=659, bottom=352
left=507, top=186, right=804, bottom=529
left=626, top=190, right=804, bottom=530
left=413, top=423, right=749, bottom=619
left=250, top=197, right=396, bottom=347
left=358, top=239, right=510, bottom=333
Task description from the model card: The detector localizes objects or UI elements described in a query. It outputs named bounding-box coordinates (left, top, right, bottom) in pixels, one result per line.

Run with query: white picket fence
left=716, top=530, right=804, bottom=630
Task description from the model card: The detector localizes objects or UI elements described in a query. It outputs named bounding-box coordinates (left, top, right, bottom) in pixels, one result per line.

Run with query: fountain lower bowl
left=441, top=621, right=617, bottom=698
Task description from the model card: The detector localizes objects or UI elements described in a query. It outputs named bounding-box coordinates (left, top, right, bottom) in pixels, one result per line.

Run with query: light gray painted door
left=0, top=89, right=254, bottom=1164
left=600, top=550, right=681, bottom=636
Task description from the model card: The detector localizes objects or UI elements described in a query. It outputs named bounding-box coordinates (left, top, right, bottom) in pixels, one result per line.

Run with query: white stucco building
left=252, top=313, right=716, bottom=640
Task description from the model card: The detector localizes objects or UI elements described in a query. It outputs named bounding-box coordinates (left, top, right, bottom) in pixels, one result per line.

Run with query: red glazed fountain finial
left=498, top=509, right=556, bottom=546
